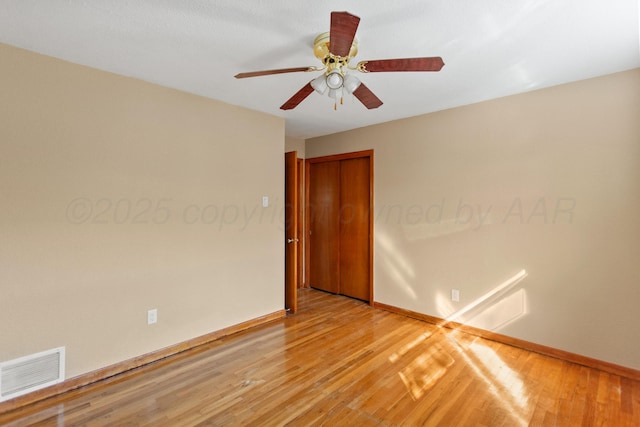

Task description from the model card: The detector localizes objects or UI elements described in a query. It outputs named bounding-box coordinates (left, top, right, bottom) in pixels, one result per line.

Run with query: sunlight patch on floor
left=398, top=345, right=455, bottom=401
left=391, top=270, right=531, bottom=422
left=388, top=331, right=433, bottom=363
left=448, top=336, right=530, bottom=426
left=469, top=342, right=528, bottom=408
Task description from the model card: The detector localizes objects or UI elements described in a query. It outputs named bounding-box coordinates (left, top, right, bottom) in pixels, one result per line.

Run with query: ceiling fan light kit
left=343, top=73, right=361, bottom=93
left=234, top=11, right=444, bottom=111
left=310, top=74, right=328, bottom=95
left=311, top=69, right=362, bottom=110
left=325, top=70, right=344, bottom=90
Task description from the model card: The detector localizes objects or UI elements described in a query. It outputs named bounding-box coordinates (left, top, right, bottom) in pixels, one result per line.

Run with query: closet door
left=306, top=150, right=373, bottom=302
left=307, top=160, right=340, bottom=294
left=339, top=157, right=370, bottom=301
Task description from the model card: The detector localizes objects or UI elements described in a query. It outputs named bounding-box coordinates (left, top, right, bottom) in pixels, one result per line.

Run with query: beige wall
left=307, top=68, right=640, bottom=369
left=285, top=136, right=305, bottom=158
left=0, top=43, right=285, bottom=378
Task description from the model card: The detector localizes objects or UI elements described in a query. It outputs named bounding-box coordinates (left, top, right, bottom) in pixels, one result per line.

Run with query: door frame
left=284, top=151, right=299, bottom=313
left=296, top=157, right=305, bottom=289
left=305, top=149, right=374, bottom=304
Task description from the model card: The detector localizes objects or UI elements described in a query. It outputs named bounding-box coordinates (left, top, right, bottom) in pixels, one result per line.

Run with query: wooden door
left=307, top=160, right=340, bottom=294
left=339, top=157, right=371, bottom=301
left=284, top=151, right=299, bottom=313
left=306, top=150, right=373, bottom=302
left=296, top=158, right=305, bottom=288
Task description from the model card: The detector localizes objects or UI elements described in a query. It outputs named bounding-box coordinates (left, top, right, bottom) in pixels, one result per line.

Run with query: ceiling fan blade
left=329, top=11, right=360, bottom=57
left=280, top=82, right=315, bottom=110
left=353, top=83, right=383, bottom=109
left=358, top=57, right=445, bottom=73
left=235, top=67, right=315, bottom=79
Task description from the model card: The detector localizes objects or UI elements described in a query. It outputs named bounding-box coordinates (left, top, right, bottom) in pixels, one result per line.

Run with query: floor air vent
left=0, top=347, right=65, bottom=402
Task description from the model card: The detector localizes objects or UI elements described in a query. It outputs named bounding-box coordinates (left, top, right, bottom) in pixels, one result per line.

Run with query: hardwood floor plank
left=1, top=289, right=639, bottom=426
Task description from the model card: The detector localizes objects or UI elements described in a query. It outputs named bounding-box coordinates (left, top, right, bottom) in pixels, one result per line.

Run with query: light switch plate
left=147, top=309, right=157, bottom=325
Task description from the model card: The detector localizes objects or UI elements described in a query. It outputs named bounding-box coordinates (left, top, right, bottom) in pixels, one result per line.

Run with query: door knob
left=287, top=238, right=299, bottom=243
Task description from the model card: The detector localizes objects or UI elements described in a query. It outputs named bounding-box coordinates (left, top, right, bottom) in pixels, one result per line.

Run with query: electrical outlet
left=262, top=196, right=269, bottom=207
left=147, top=309, right=157, bottom=325
left=451, top=289, right=460, bottom=302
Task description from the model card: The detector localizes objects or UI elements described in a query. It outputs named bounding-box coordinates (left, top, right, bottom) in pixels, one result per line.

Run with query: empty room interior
left=1, top=1, right=640, bottom=426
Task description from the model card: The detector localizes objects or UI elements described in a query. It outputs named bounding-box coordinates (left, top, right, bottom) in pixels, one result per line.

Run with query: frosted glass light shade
left=343, top=73, right=361, bottom=94
left=310, top=74, right=328, bottom=94
left=328, top=88, right=343, bottom=99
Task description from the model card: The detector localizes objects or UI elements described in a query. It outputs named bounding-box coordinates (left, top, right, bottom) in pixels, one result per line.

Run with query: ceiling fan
left=234, top=11, right=445, bottom=111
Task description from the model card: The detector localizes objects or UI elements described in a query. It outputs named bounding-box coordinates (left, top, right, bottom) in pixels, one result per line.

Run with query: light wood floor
left=1, top=289, right=639, bottom=426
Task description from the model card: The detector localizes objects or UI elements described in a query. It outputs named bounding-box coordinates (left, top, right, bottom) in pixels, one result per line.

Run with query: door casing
left=284, top=151, right=299, bottom=313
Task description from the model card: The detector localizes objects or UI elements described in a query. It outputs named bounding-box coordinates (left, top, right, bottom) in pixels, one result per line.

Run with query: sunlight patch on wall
left=436, top=292, right=457, bottom=318
left=467, top=288, right=527, bottom=331
left=445, top=269, right=528, bottom=326
left=376, top=232, right=417, bottom=299
left=401, top=216, right=479, bottom=242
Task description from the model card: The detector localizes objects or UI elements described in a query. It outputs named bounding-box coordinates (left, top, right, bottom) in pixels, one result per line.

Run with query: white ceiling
left=1, top=1, right=639, bottom=139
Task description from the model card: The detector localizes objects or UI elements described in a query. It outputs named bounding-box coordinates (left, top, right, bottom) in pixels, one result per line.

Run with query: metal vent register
left=0, top=347, right=65, bottom=402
